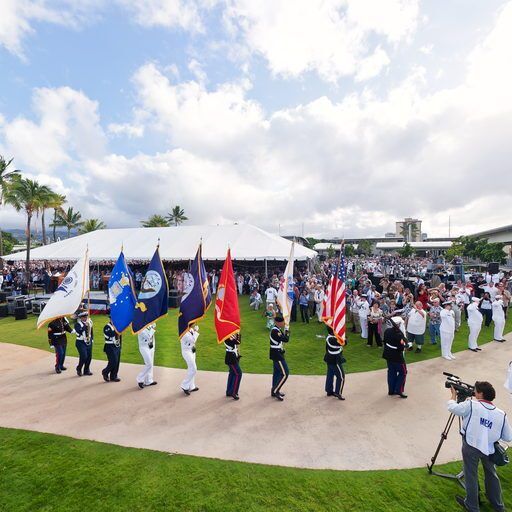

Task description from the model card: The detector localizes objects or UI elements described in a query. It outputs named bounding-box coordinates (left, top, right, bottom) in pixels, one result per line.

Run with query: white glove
left=193, top=325, right=199, bottom=332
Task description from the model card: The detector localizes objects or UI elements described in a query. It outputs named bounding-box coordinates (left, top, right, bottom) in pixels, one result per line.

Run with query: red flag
left=214, top=249, right=241, bottom=343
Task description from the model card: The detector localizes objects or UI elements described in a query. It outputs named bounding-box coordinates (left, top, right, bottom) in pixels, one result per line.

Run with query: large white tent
left=5, top=224, right=317, bottom=262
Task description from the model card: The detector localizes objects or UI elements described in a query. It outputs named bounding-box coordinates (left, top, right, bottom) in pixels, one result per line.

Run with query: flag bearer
left=181, top=324, right=200, bottom=395
left=102, top=316, right=121, bottom=382
left=324, top=326, right=346, bottom=400
left=74, top=310, right=94, bottom=376
left=137, top=323, right=157, bottom=388
left=269, top=314, right=289, bottom=401
left=47, top=316, right=74, bottom=374
left=225, top=332, right=242, bottom=400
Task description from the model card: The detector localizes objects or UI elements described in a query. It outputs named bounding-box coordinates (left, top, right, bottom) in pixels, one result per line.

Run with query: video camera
left=443, top=372, right=475, bottom=403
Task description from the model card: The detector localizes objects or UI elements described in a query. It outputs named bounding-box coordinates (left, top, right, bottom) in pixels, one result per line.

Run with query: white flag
left=276, top=243, right=295, bottom=328
left=37, top=250, right=90, bottom=329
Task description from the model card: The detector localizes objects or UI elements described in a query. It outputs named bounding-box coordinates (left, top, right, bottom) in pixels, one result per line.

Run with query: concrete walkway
left=0, top=339, right=511, bottom=471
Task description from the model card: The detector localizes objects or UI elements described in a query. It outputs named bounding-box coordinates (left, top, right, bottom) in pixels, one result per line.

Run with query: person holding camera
left=269, top=314, right=289, bottom=401
left=225, top=332, right=242, bottom=400
left=181, top=323, right=200, bottom=395
left=448, top=381, right=512, bottom=512
left=137, top=323, right=157, bottom=389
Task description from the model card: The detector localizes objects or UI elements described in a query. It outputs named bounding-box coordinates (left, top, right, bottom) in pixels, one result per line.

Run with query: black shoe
left=182, top=388, right=190, bottom=396
left=272, top=392, right=284, bottom=401
left=138, top=382, right=145, bottom=389
left=333, top=393, right=345, bottom=401
left=76, top=367, right=82, bottom=377
left=84, top=371, right=93, bottom=376
left=232, top=394, right=240, bottom=401
left=469, top=348, right=478, bottom=352
left=398, top=393, right=408, bottom=399
left=60, top=367, right=67, bottom=371
left=55, top=367, right=61, bottom=374
left=148, top=381, right=157, bottom=386
left=476, top=348, right=482, bottom=351
left=388, top=392, right=395, bottom=396
left=278, top=392, right=285, bottom=397
left=102, top=371, right=109, bottom=382
left=326, top=392, right=334, bottom=396
left=190, top=387, right=199, bottom=392
left=111, top=378, right=121, bottom=382
left=455, top=495, right=469, bottom=510
left=415, top=348, right=422, bottom=353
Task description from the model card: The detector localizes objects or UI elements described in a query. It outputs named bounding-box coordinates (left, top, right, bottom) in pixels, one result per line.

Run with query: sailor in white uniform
left=137, top=323, right=157, bottom=389
left=181, top=324, right=200, bottom=395
left=467, top=297, right=483, bottom=352
left=492, top=295, right=506, bottom=342
left=440, top=300, right=456, bottom=360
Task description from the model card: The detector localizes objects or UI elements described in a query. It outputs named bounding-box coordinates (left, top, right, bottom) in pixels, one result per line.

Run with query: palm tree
left=3, top=178, right=49, bottom=282
left=0, top=156, right=21, bottom=257
left=141, top=214, right=171, bottom=228
left=37, top=186, right=59, bottom=245
left=53, top=206, right=84, bottom=238
left=79, top=218, right=107, bottom=234
left=166, top=205, right=188, bottom=226
left=48, top=193, right=66, bottom=242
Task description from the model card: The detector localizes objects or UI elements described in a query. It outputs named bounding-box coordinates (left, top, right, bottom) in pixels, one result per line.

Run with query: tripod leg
left=428, top=413, right=456, bottom=473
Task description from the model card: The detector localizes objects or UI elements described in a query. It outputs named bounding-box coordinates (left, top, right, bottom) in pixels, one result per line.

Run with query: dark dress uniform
left=324, top=334, right=346, bottom=399
left=225, top=333, right=242, bottom=399
left=47, top=317, right=73, bottom=373
left=102, top=322, right=121, bottom=382
left=74, top=317, right=94, bottom=376
left=269, top=326, right=289, bottom=399
left=382, top=326, right=407, bottom=396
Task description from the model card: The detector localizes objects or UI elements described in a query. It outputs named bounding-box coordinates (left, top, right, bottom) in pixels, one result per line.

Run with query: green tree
left=48, top=193, right=66, bottom=243
left=357, top=239, right=374, bottom=256
left=166, top=205, right=188, bottom=226
left=327, top=244, right=336, bottom=259
left=398, top=242, right=415, bottom=258
left=399, top=221, right=420, bottom=243
left=141, top=215, right=171, bottom=228
left=79, top=219, right=107, bottom=234
left=52, top=207, right=84, bottom=238
left=37, top=186, right=59, bottom=245
left=0, top=231, right=17, bottom=255
left=344, top=244, right=355, bottom=257
left=0, top=156, right=21, bottom=258
left=3, top=178, right=51, bottom=281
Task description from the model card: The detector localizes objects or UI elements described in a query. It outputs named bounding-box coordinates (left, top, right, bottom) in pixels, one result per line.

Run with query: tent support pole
left=264, top=258, right=268, bottom=277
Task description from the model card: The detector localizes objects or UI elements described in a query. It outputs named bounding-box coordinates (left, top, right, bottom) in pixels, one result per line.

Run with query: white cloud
left=108, top=122, right=144, bottom=138
left=355, top=47, right=390, bottom=82
left=223, top=0, right=419, bottom=82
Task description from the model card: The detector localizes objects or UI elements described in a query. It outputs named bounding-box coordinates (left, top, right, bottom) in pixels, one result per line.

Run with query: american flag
left=321, top=252, right=347, bottom=345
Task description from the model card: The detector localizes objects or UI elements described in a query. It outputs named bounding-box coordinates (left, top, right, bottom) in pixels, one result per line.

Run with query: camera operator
left=447, top=381, right=512, bottom=511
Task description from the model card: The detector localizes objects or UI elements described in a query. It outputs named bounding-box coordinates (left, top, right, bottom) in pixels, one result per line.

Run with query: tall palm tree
left=37, top=186, right=58, bottom=245
left=0, top=155, right=21, bottom=257
left=53, top=206, right=84, bottom=238
left=166, top=205, right=188, bottom=226
left=3, top=178, right=49, bottom=281
left=48, top=193, right=66, bottom=242
left=79, top=218, right=107, bottom=234
left=141, top=214, right=171, bottom=228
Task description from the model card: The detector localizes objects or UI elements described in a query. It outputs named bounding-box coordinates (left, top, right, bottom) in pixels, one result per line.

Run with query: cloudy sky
left=1, top=0, right=511, bottom=239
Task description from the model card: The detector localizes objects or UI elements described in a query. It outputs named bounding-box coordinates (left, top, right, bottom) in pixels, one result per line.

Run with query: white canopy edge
left=4, top=224, right=317, bottom=262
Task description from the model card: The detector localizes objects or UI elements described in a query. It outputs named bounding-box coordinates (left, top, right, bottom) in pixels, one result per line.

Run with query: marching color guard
left=181, top=324, right=200, bottom=395
left=74, top=310, right=94, bottom=376
left=137, top=323, right=157, bottom=388
left=225, top=332, right=242, bottom=400
left=47, top=316, right=74, bottom=374
left=102, top=317, right=121, bottom=382
left=269, top=314, right=289, bottom=401
left=324, top=326, right=346, bottom=400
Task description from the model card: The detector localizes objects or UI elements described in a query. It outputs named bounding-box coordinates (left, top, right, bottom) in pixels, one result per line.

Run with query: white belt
left=385, top=343, right=398, bottom=349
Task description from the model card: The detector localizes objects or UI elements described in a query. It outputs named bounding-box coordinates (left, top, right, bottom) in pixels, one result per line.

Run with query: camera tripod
left=427, top=412, right=465, bottom=488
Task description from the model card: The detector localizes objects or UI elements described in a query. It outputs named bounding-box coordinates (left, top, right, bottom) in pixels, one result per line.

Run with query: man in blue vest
left=448, top=381, right=512, bottom=511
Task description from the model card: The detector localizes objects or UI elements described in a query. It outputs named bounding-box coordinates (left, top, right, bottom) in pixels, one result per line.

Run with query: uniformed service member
left=269, top=314, right=289, bottom=401
left=47, top=316, right=74, bottom=374
left=74, top=310, right=94, bottom=376
left=180, top=324, right=200, bottom=395
left=225, top=332, right=242, bottom=400
left=448, top=381, right=512, bottom=511
left=382, top=316, right=409, bottom=399
left=137, top=323, right=157, bottom=389
left=102, top=317, right=121, bottom=382
left=324, top=326, right=346, bottom=400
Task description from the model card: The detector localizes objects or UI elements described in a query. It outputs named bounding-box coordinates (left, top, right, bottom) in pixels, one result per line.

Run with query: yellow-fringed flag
left=214, top=248, right=241, bottom=343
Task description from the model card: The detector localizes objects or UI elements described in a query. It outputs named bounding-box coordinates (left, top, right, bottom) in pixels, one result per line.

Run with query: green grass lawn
left=1, top=427, right=511, bottom=512
left=1, top=299, right=510, bottom=375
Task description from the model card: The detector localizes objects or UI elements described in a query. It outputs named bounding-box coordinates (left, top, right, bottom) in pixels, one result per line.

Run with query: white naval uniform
left=492, top=299, right=505, bottom=341
left=314, top=289, right=324, bottom=322
left=358, top=299, right=370, bottom=339
left=467, top=302, right=483, bottom=350
left=137, top=326, right=156, bottom=385
left=181, top=328, right=199, bottom=391
left=440, top=308, right=455, bottom=359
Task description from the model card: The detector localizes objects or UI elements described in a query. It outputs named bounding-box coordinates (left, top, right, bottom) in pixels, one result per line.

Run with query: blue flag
left=132, top=247, right=169, bottom=334
left=108, top=251, right=137, bottom=333
left=178, top=244, right=212, bottom=338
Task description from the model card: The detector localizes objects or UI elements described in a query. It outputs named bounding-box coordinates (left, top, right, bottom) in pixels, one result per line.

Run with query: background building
left=395, top=218, right=422, bottom=242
